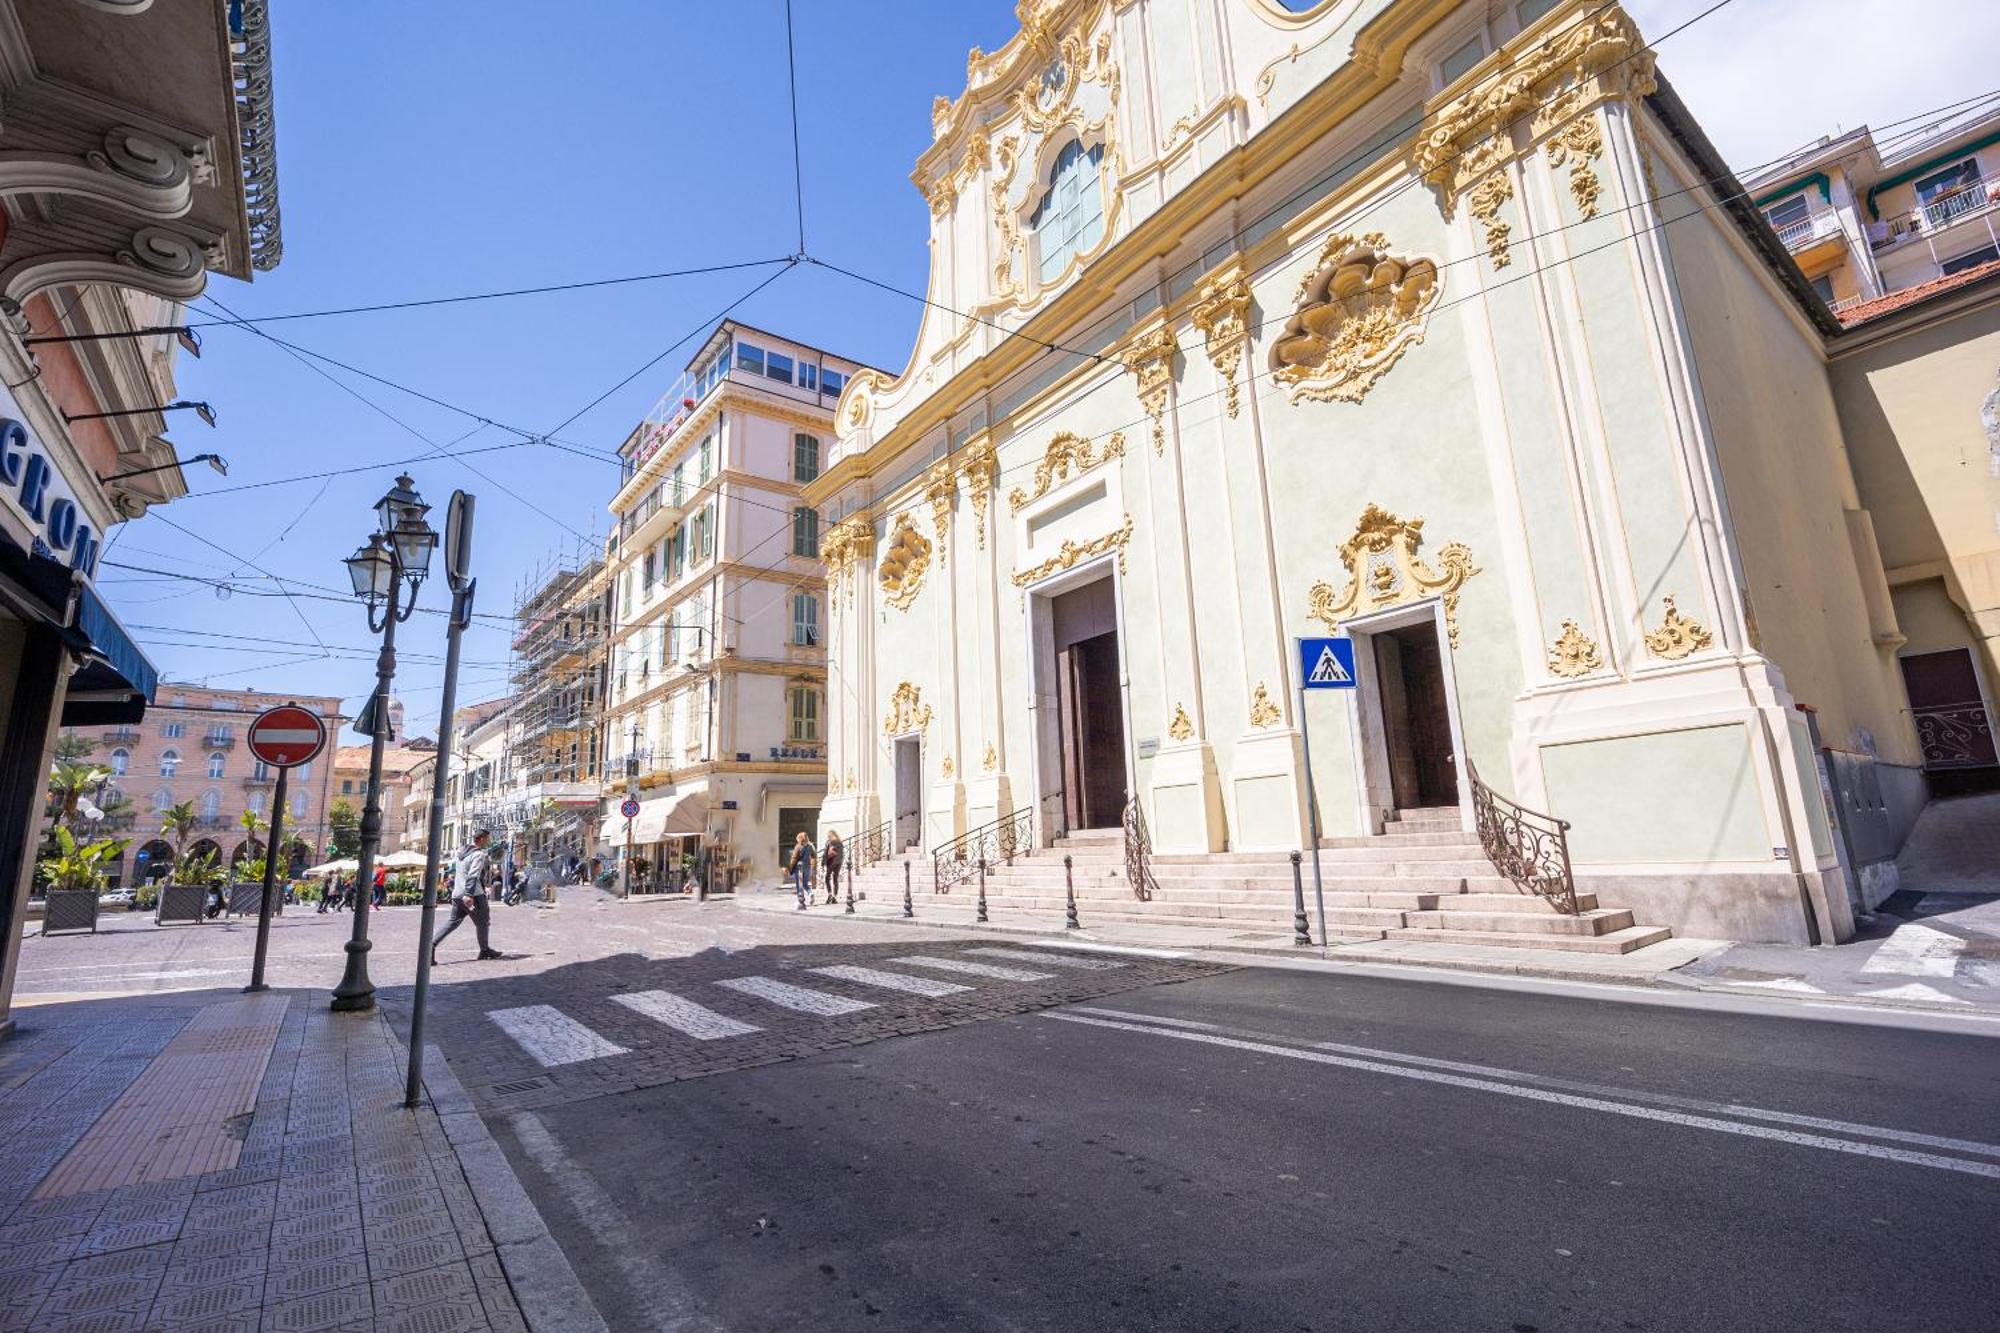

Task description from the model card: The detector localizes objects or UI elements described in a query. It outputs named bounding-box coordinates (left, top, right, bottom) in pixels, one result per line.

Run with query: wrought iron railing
left=1912, top=702, right=1996, bottom=770
left=1121, top=796, right=1159, bottom=902
left=933, top=803, right=1037, bottom=895
left=852, top=817, right=896, bottom=871
left=1467, top=761, right=1578, bottom=915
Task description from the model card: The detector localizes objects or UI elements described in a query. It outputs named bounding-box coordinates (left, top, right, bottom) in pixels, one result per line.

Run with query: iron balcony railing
left=1771, top=209, right=1843, bottom=252
left=203, top=731, right=236, bottom=748
left=852, top=817, right=897, bottom=872
left=1920, top=179, right=1993, bottom=232
left=1467, top=760, right=1579, bottom=915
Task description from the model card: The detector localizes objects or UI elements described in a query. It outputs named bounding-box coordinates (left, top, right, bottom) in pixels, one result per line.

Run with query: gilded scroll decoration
left=1167, top=704, right=1194, bottom=742
left=846, top=769, right=857, bottom=793
left=1546, top=620, right=1602, bottom=678
left=924, top=460, right=957, bottom=566
left=1306, top=505, right=1480, bottom=648
left=1467, top=173, right=1514, bottom=269
left=878, top=516, right=933, bottom=611
left=1010, top=514, right=1135, bottom=589
left=1543, top=115, right=1604, bottom=217
left=1643, top=594, right=1714, bottom=660
left=1248, top=684, right=1283, bottom=730
left=1270, top=233, right=1441, bottom=405
left=883, top=683, right=933, bottom=737
left=962, top=437, right=998, bottom=549
left=821, top=514, right=876, bottom=608
left=1007, top=430, right=1125, bottom=512
left=1191, top=273, right=1253, bottom=419
left=1123, top=326, right=1177, bottom=455
left=982, top=743, right=997, bottom=772
left=941, top=754, right=956, bottom=779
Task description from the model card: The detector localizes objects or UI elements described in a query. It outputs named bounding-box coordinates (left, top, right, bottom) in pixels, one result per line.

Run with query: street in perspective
left=1, top=1, right=1998, bottom=1331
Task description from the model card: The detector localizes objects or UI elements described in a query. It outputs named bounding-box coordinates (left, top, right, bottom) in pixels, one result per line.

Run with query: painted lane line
left=487, top=1006, right=628, bottom=1068
left=609, top=990, right=762, bottom=1040
left=1027, top=938, right=1186, bottom=959
left=968, top=947, right=1127, bottom=970
left=1858, top=982, right=1967, bottom=1005
left=1070, top=1006, right=2000, bottom=1161
left=1042, top=1013, right=2000, bottom=1180
left=809, top=965, right=972, bottom=997
left=714, top=976, right=876, bottom=1015
left=1858, top=923, right=1966, bottom=978
left=890, top=955, right=1056, bottom=981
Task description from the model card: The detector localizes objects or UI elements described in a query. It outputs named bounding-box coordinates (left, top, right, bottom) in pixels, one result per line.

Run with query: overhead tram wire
left=784, top=0, right=807, bottom=257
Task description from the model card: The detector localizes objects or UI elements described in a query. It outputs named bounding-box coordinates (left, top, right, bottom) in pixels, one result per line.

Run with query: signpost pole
left=244, top=764, right=289, bottom=993
left=1296, top=637, right=1357, bottom=960
left=1298, top=675, right=1329, bottom=958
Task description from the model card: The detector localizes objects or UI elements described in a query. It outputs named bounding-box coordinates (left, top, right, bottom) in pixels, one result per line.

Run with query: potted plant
left=38, top=828, right=126, bottom=935
left=155, top=802, right=211, bottom=925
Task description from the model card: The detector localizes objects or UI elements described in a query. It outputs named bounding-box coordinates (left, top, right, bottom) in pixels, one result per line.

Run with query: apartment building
left=61, top=685, right=343, bottom=885
left=1744, top=98, right=2000, bottom=313
left=602, top=320, right=869, bottom=888
left=331, top=741, right=433, bottom=855
left=503, top=550, right=611, bottom=864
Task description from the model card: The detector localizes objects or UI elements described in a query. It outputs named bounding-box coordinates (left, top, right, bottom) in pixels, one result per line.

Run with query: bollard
left=1064, top=854, right=1080, bottom=930
left=903, top=860, right=914, bottom=919
left=1290, top=851, right=1311, bottom=946
left=976, top=859, right=989, bottom=924
left=845, top=862, right=855, bottom=915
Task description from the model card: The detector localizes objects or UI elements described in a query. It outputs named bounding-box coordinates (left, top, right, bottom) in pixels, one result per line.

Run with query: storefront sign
left=0, top=416, right=100, bottom=579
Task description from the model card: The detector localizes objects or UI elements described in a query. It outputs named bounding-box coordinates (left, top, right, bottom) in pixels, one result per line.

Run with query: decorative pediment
left=1270, top=233, right=1440, bottom=405
left=883, top=682, right=933, bottom=737
left=878, top=515, right=933, bottom=611
left=1011, top=514, right=1134, bottom=591
left=1008, top=430, right=1125, bottom=512
left=1306, top=505, right=1479, bottom=647
left=1122, top=326, right=1177, bottom=455
left=1191, top=273, right=1253, bottom=419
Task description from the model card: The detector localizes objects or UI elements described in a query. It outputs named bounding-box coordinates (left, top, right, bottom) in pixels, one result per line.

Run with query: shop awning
left=628, top=788, right=710, bottom=844
left=61, top=584, right=159, bottom=726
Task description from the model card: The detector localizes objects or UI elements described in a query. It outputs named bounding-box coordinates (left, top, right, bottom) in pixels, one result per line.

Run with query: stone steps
left=1382, top=923, right=1673, bottom=955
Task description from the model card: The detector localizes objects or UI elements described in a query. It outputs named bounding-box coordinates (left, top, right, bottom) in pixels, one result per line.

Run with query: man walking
left=432, top=827, right=502, bottom=965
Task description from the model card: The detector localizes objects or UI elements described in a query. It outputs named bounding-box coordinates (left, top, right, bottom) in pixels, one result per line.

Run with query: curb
left=421, top=1043, right=611, bottom=1333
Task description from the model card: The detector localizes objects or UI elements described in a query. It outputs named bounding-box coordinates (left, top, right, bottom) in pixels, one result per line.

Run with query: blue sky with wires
left=109, top=0, right=1995, bottom=739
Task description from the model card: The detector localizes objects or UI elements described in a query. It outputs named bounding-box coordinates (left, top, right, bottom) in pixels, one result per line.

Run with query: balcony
left=242, top=772, right=275, bottom=788
left=203, top=731, right=236, bottom=749
left=1772, top=209, right=1844, bottom=255
left=618, top=484, right=686, bottom=554
left=105, top=727, right=140, bottom=744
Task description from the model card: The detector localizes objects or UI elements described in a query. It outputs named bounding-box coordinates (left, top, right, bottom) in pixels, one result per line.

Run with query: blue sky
left=108, top=0, right=1996, bottom=740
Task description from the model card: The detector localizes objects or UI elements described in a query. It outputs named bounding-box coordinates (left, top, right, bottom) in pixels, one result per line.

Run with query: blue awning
left=62, top=583, right=158, bottom=726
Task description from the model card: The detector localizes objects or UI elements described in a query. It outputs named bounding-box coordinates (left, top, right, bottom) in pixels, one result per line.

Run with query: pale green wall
left=1542, top=724, right=1769, bottom=863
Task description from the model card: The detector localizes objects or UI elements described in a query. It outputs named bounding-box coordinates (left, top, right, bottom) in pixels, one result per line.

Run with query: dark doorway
left=1051, top=580, right=1126, bottom=830
left=894, top=736, right=923, bottom=849
left=1899, top=647, right=1997, bottom=778
left=1374, top=622, right=1457, bottom=811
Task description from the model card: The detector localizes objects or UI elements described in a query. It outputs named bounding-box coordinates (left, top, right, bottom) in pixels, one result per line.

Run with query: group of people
left=788, top=829, right=844, bottom=907
left=313, top=867, right=386, bottom=913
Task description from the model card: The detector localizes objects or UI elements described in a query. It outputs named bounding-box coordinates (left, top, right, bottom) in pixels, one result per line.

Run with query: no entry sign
left=247, top=704, right=327, bottom=768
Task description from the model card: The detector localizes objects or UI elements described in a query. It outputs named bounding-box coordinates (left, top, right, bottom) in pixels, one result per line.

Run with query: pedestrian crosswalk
left=483, top=947, right=1125, bottom=1070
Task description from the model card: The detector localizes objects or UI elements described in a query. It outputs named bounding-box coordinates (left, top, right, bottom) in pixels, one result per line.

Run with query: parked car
left=98, top=887, right=136, bottom=910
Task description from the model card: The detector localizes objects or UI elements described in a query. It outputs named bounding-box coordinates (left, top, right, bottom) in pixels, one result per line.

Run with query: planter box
left=155, top=883, right=209, bottom=926
left=227, top=882, right=283, bottom=918
left=39, top=890, right=98, bottom=936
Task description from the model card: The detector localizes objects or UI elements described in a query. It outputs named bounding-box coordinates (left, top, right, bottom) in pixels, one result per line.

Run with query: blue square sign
left=1298, top=636, right=1357, bottom=689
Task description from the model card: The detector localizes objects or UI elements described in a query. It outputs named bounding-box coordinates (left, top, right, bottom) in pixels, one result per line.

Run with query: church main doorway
left=1372, top=620, right=1458, bottom=811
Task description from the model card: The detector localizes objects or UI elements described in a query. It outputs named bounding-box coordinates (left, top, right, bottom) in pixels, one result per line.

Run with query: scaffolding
left=501, top=538, right=612, bottom=864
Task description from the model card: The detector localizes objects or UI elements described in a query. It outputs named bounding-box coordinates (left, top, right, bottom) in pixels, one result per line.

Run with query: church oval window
left=1030, top=140, right=1106, bottom=286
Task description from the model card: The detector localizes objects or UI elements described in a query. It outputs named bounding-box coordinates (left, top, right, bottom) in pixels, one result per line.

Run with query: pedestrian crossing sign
left=1298, top=636, right=1357, bottom=689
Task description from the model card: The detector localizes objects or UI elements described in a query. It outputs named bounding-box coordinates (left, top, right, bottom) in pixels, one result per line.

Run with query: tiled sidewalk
left=0, top=990, right=530, bottom=1332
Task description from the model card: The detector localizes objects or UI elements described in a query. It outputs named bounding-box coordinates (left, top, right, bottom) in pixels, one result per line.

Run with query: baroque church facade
left=805, top=0, right=1935, bottom=945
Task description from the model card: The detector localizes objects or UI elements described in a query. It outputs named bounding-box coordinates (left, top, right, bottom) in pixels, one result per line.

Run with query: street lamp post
left=330, top=475, right=437, bottom=1013
left=621, top=720, right=639, bottom=899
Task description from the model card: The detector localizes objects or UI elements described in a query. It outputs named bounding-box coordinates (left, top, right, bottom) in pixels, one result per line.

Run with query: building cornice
left=609, top=378, right=839, bottom=517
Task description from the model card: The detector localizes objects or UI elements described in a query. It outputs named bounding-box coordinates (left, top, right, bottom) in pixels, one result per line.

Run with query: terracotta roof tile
left=1836, top=257, right=2000, bottom=326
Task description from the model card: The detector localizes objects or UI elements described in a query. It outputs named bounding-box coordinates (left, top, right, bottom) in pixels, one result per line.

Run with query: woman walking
left=821, top=831, right=844, bottom=905
left=788, top=830, right=816, bottom=909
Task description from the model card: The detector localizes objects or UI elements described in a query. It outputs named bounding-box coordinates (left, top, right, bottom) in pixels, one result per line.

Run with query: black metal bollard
left=1064, top=853, right=1080, bottom=931
left=844, top=861, right=855, bottom=915
left=1290, top=851, right=1311, bottom=946
left=903, top=860, right=913, bottom=919
left=976, top=859, right=989, bottom=924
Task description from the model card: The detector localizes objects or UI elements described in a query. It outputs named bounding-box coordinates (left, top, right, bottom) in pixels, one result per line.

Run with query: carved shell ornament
left=1307, top=505, right=1479, bottom=648
left=1643, top=595, right=1714, bottom=660
left=883, top=683, right=933, bottom=738
left=1546, top=620, right=1602, bottom=678
left=878, top=516, right=933, bottom=612
left=1270, top=234, right=1441, bottom=404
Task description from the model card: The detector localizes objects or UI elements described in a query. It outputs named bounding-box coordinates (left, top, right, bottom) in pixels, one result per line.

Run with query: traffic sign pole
left=242, top=702, right=327, bottom=994
left=244, top=764, right=289, bottom=993
left=1296, top=637, right=1357, bottom=958
left=1297, top=676, right=1328, bottom=957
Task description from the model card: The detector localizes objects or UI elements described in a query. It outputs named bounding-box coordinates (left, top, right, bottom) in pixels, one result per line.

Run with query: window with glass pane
left=1440, top=36, right=1483, bottom=84
left=702, top=504, right=715, bottom=557
left=789, top=687, right=820, bottom=742
left=699, top=438, right=712, bottom=481
left=1808, top=274, right=1836, bottom=302
left=1030, top=140, right=1106, bottom=284
left=253, top=760, right=271, bottom=780
left=1515, top=0, right=1560, bottom=25
left=766, top=352, right=794, bottom=384
left=1765, top=194, right=1812, bottom=230
left=792, top=593, right=818, bottom=645
left=671, top=461, right=685, bottom=506
left=200, top=790, right=220, bottom=818
left=800, top=363, right=817, bottom=391
left=159, top=749, right=180, bottom=777
left=1943, top=243, right=2000, bottom=275
left=110, top=748, right=129, bottom=775
left=207, top=752, right=226, bottom=778
left=1916, top=159, right=1983, bottom=227
left=153, top=788, right=173, bottom=812
left=642, top=550, right=656, bottom=590
left=735, top=342, right=765, bottom=374
left=792, top=507, right=820, bottom=557
left=821, top=369, right=844, bottom=398
left=794, top=433, right=820, bottom=483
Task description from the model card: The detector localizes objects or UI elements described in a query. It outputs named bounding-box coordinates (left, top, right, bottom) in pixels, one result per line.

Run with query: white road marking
left=1859, top=923, right=1966, bottom=978
left=714, top=976, right=875, bottom=1015
left=1043, top=1013, right=2000, bottom=1179
left=510, top=1112, right=681, bottom=1333
left=890, top=955, right=1055, bottom=981
left=610, top=990, right=763, bottom=1040
left=809, top=965, right=972, bottom=997
left=1071, top=1005, right=2000, bottom=1161
left=1859, top=983, right=1967, bottom=1005
left=1028, top=938, right=1186, bottom=959
left=968, top=947, right=1127, bottom=970
left=1720, top=978, right=1824, bottom=994
left=488, top=1005, right=628, bottom=1067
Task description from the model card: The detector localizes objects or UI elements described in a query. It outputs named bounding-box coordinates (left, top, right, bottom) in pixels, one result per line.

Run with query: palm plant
left=47, top=760, right=112, bottom=831
left=38, top=827, right=128, bottom=895
left=176, top=847, right=224, bottom=888
left=159, top=801, right=197, bottom=881
left=237, top=808, right=268, bottom=866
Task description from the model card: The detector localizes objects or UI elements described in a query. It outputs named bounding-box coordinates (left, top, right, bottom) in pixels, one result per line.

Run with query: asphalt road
left=446, top=949, right=2000, bottom=1333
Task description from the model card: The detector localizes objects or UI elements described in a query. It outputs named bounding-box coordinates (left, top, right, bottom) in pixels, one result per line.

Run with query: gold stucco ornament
left=883, top=683, right=933, bottom=737
left=1248, top=684, right=1283, bottom=729
left=878, top=516, right=933, bottom=611
left=1123, top=326, right=1177, bottom=455
left=1643, top=595, right=1714, bottom=660
left=1192, top=273, right=1253, bottom=418
left=1011, top=514, right=1135, bottom=590
left=1008, top=431, right=1126, bottom=512
left=1467, top=172, right=1514, bottom=269
left=982, top=743, right=997, bottom=772
left=821, top=514, right=876, bottom=608
left=1167, top=704, right=1194, bottom=742
left=941, top=754, right=956, bottom=779
left=1546, top=620, right=1602, bottom=678
left=1270, top=234, right=1441, bottom=405
left=1306, top=505, right=1479, bottom=648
